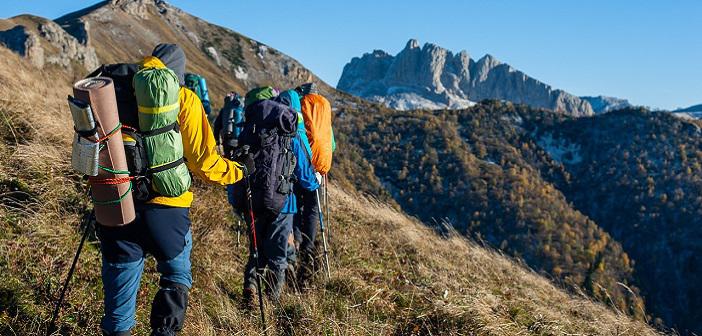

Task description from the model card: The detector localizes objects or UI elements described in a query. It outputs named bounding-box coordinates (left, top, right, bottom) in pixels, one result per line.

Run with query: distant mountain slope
left=674, top=104, right=702, bottom=112
left=534, top=109, right=702, bottom=334
left=337, top=39, right=594, bottom=116
left=673, top=104, right=702, bottom=119
left=333, top=96, right=702, bottom=334
left=54, top=0, right=320, bottom=97
left=0, top=14, right=99, bottom=70
left=581, top=95, right=633, bottom=113
left=332, top=100, right=645, bottom=318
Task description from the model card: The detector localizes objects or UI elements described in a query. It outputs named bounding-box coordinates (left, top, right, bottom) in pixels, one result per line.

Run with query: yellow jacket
left=141, top=56, right=244, bottom=207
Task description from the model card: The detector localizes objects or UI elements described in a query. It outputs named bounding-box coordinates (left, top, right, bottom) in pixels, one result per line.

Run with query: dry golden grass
left=0, top=47, right=660, bottom=335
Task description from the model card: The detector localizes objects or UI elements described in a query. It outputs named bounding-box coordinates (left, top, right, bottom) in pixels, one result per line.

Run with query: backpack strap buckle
left=141, top=121, right=179, bottom=137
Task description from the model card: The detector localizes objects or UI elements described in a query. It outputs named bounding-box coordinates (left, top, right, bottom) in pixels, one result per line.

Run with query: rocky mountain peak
left=476, top=54, right=500, bottom=69
left=472, top=54, right=501, bottom=83
left=422, top=41, right=444, bottom=52
left=109, top=0, right=151, bottom=18
left=405, top=38, right=420, bottom=50
left=337, top=40, right=593, bottom=116
left=101, top=0, right=174, bottom=18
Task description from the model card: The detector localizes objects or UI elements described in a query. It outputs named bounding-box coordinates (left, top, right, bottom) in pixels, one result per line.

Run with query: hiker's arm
left=178, top=88, right=244, bottom=185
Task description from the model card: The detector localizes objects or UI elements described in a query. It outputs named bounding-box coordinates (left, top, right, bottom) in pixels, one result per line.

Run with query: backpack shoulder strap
left=86, top=65, right=106, bottom=78
left=295, top=134, right=312, bottom=162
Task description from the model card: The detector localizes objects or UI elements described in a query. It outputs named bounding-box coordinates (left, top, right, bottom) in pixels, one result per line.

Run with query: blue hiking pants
left=243, top=210, right=293, bottom=295
left=97, top=205, right=192, bottom=335
left=291, top=188, right=320, bottom=265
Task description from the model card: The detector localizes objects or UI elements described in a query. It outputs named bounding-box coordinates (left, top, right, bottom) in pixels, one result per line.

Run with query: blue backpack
left=219, top=93, right=244, bottom=155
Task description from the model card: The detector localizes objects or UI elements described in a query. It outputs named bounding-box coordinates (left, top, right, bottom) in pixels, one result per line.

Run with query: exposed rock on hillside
left=581, top=95, right=633, bottom=113
left=0, top=16, right=98, bottom=70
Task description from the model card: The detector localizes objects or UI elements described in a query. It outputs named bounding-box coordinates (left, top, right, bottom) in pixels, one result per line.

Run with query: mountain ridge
left=674, top=103, right=702, bottom=113
left=337, top=39, right=594, bottom=116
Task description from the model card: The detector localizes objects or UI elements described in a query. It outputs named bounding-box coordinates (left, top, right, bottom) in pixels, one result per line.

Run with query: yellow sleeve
left=178, top=87, right=244, bottom=185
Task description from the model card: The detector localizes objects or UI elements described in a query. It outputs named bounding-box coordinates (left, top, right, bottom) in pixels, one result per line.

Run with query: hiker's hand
left=315, top=172, right=323, bottom=184
left=238, top=153, right=256, bottom=176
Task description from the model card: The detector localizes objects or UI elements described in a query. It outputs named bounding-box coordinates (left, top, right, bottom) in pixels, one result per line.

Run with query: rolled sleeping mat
left=73, top=77, right=136, bottom=226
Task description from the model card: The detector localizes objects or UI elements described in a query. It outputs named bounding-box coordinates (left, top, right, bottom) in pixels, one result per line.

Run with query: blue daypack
left=219, top=93, right=245, bottom=155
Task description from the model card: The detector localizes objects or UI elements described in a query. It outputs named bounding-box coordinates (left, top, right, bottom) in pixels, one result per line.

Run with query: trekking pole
left=323, top=175, right=331, bottom=243
left=236, top=218, right=241, bottom=248
left=48, top=210, right=94, bottom=335
left=315, top=188, right=332, bottom=281
left=243, top=167, right=268, bottom=336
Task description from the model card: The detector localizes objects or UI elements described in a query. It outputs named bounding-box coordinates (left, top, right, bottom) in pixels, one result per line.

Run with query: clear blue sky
left=2, top=1, right=701, bottom=109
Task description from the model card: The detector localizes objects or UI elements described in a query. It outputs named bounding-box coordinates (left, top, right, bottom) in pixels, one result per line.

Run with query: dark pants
left=243, top=210, right=293, bottom=299
left=97, top=205, right=192, bottom=335
left=291, top=188, right=320, bottom=276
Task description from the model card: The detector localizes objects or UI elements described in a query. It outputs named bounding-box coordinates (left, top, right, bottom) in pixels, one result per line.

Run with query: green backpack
left=244, top=86, right=277, bottom=107
left=133, top=67, right=191, bottom=197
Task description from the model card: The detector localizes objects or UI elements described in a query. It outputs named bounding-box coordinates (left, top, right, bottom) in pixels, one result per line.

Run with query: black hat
left=295, top=82, right=317, bottom=96
left=152, top=43, right=186, bottom=85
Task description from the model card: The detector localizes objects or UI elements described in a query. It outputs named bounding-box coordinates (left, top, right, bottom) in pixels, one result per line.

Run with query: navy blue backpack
left=231, top=98, right=297, bottom=216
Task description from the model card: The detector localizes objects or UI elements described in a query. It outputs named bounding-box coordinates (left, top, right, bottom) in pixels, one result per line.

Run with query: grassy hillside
left=0, top=34, right=658, bottom=336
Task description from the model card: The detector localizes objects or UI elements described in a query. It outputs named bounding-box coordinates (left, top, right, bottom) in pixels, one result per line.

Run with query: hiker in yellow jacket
left=98, top=44, right=254, bottom=336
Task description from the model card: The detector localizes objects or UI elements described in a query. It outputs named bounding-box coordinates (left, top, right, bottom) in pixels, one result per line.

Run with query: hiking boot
left=103, top=331, right=131, bottom=336
left=265, top=269, right=286, bottom=301
left=241, top=287, right=256, bottom=311
left=296, top=253, right=316, bottom=290
left=151, top=327, right=176, bottom=336
left=285, top=262, right=298, bottom=292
